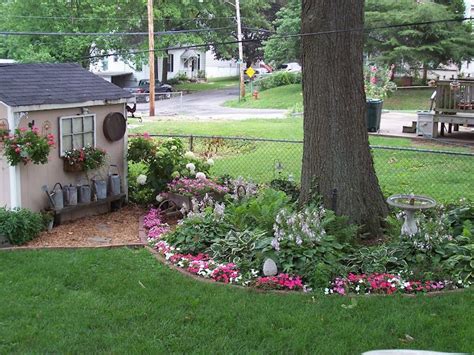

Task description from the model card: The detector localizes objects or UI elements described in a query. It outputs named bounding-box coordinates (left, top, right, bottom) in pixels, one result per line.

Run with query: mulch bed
left=24, top=205, right=146, bottom=248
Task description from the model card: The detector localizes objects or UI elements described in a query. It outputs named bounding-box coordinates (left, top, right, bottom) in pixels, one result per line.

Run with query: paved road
left=136, top=88, right=287, bottom=120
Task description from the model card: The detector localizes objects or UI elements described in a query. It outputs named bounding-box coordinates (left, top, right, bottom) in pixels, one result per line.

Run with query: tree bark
left=300, top=0, right=388, bottom=237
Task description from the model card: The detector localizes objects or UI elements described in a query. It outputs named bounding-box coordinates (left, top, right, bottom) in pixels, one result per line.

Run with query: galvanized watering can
left=78, top=184, right=91, bottom=204
left=63, top=184, right=78, bottom=206
left=42, top=183, right=64, bottom=210
left=108, top=164, right=121, bottom=196
left=92, top=176, right=107, bottom=200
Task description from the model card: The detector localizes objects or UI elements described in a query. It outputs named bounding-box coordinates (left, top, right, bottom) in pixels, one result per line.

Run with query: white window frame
left=58, top=114, right=97, bottom=157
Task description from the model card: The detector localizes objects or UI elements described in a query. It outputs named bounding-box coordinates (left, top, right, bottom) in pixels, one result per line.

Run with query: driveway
left=136, top=88, right=287, bottom=120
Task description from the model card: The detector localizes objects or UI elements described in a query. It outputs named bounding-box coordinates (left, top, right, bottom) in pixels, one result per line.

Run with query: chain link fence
left=146, top=134, right=474, bottom=203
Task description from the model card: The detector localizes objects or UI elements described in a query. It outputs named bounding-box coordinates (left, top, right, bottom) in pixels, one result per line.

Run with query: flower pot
left=63, top=159, right=84, bottom=173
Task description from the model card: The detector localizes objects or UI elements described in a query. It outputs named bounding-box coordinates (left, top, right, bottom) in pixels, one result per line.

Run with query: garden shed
left=0, top=63, right=132, bottom=219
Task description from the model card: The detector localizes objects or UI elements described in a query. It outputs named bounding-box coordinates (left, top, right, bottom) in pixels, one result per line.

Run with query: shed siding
left=18, top=103, right=126, bottom=212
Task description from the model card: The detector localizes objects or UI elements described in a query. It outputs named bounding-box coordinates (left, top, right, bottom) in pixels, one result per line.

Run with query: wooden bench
left=433, top=80, right=474, bottom=137
left=50, top=193, right=126, bottom=225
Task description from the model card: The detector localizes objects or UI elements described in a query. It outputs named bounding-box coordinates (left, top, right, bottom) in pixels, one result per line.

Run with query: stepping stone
left=96, top=223, right=112, bottom=231
left=87, top=236, right=111, bottom=244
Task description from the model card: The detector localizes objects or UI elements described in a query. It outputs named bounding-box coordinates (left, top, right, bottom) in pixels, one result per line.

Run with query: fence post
left=189, top=134, right=194, bottom=152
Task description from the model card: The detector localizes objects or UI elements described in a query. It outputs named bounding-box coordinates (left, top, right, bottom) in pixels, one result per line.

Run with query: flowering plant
left=167, top=177, right=229, bottom=197
left=2, top=127, right=54, bottom=166
left=364, top=65, right=397, bottom=99
left=325, top=273, right=469, bottom=296
left=63, top=146, right=106, bottom=171
left=255, top=273, right=304, bottom=290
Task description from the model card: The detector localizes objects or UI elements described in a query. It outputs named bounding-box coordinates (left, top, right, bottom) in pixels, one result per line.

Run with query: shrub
left=210, top=229, right=270, bottom=272
left=226, top=188, right=291, bottom=233
left=0, top=207, right=44, bottom=245
left=165, top=211, right=234, bottom=255
left=270, top=178, right=300, bottom=202
left=128, top=134, right=156, bottom=163
left=256, top=71, right=301, bottom=91
left=128, top=161, right=155, bottom=205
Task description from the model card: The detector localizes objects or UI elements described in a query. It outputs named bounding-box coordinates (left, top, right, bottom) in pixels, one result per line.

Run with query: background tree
left=0, top=0, right=145, bottom=68
left=300, top=0, right=388, bottom=237
left=263, top=0, right=301, bottom=66
left=365, top=0, right=474, bottom=79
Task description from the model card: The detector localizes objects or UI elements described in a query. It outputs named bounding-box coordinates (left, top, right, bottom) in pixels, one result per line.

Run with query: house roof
left=0, top=63, right=132, bottom=107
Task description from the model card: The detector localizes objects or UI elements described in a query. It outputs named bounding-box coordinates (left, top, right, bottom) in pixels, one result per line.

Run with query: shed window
left=59, top=114, right=96, bottom=156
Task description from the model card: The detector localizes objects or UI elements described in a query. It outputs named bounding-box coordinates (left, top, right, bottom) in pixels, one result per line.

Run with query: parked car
left=276, top=62, right=302, bottom=72
left=125, top=79, right=173, bottom=103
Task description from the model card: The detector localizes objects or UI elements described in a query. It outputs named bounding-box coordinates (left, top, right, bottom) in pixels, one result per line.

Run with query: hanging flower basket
left=63, top=158, right=85, bottom=172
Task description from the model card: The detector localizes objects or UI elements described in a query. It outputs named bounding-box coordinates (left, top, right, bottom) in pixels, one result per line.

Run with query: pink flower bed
left=327, top=273, right=449, bottom=295
left=143, top=207, right=306, bottom=291
left=256, top=274, right=304, bottom=290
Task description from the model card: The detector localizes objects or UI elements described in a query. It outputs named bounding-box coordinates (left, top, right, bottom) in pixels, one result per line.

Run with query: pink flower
left=370, top=77, right=377, bottom=85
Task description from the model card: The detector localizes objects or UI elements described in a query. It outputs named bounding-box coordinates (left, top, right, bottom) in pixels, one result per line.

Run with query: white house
left=90, top=47, right=239, bottom=87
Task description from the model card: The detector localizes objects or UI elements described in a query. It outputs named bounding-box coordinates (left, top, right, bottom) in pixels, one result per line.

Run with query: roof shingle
left=0, top=63, right=132, bottom=107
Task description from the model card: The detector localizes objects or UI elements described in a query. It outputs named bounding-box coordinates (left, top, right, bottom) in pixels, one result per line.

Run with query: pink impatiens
left=256, top=274, right=304, bottom=290
left=327, top=273, right=449, bottom=295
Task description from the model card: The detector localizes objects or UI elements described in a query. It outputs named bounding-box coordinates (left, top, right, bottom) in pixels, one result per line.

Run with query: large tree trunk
left=300, top=0, right=388, bottom=237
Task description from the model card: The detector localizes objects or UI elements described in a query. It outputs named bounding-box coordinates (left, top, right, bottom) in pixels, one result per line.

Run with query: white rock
left=263, top=258, right=278, bottom=276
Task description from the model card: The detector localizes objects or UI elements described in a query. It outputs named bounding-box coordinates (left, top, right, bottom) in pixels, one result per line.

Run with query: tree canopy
left=365, top=0, right=474, bottom=74
left=0, top=0, right=276, bottom=68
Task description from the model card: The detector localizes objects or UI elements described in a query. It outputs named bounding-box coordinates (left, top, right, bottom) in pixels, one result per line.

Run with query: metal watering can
left=42, top=183, right=64, bottom=210
left=63, top=184, right=78, bottom=206
left=78, top=184, right=91, bottom=204
left=92, top=175, right=107, bottom=200
left=108, top=164, right=121, bottom=196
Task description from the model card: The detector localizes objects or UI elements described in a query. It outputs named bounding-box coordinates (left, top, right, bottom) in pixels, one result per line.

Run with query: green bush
left=210, top=229, right=270, bottom=272
left=165, top=211, right=234, bottom=255
left=226, top=188, right=291, bottom=233
left=0, top=207, right=44, bottom=245
left=256, top=71, right=301, bottom=91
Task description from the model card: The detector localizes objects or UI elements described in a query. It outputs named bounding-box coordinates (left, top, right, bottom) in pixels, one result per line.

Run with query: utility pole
left=235, top=0, right=245, bottom=100
left=147, top=0, right=155, bottom=116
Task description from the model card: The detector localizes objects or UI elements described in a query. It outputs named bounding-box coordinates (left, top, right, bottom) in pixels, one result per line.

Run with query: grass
left=384, top=88, right=434, bottom=111
left=129, top=117, right=473, bottom=203
left=225, top=84, right=303, bottom=110
left=174, top=76, right=239, bottom=92
left=0, top=248, right=472, bottom=353
left=224, top=84, right=433, bottom=112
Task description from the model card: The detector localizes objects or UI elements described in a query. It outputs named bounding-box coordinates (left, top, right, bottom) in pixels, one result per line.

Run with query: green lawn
left=0, top=248, right=472, bottom=353
left=225, top=84, right=303, bottom=110
left=175, top=76, right=239, bottom=92
left=129, top=117, right=473, bottom=203
left=224, top=84, right=433, bottom=112
left=384, top=88, right=434, bottom=111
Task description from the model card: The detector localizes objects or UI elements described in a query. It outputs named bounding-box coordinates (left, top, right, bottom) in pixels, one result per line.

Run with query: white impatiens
left=206, top=158, right=214, bottom=166
left=184, top=151, right=195, bottom=159
left=136, top=174, right=147, bottom=185
left=196, top=172, right=207, bottom=180
left=156, top=194, right=164, bottom=202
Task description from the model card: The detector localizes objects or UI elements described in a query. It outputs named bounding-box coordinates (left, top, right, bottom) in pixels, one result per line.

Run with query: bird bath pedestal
left=387, top=194, right=437, bottom=236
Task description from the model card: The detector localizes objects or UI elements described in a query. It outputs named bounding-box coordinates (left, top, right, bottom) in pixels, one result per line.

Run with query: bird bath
left=387, top=194, right=437, bottom=236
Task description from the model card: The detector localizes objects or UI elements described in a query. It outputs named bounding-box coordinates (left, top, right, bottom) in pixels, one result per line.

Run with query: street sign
left=245, top=67, right=256, bottom=78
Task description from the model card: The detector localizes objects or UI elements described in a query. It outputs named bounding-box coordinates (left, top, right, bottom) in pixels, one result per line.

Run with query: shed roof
left=0, top=63, right=132, bottom=107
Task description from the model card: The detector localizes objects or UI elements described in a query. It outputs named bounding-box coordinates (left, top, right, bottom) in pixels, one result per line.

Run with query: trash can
left=366, top=99, right=383, bottom=132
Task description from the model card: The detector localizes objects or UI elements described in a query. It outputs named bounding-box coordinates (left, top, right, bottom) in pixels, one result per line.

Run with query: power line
left=0, top=14, right=242, bottom=22
left=0, top=26, right=236, bottom=37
